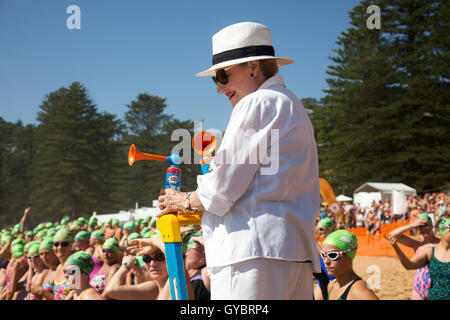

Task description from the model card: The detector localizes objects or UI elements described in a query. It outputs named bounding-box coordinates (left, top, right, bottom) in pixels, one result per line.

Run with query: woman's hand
left=129, top=239, right=157, bottom=256
left=157, top=189, right=187, bottom=217
left=384, top=234, right=398, bottom=246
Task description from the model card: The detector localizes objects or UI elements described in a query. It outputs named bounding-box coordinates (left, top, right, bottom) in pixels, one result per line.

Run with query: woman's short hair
left=241, top=59, right=279, bottom=79
left=259, top=59, right=279, bottom=79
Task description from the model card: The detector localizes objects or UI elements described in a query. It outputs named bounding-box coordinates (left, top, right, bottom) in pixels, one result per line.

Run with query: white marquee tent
left=353, top=182, right=417, bottom=215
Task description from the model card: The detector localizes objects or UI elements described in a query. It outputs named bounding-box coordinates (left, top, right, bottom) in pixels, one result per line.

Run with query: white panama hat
left=196, top=22, right=294, bottom=77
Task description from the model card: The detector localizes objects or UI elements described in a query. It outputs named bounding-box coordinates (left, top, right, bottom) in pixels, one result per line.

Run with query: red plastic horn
left=192, top=131, right=216, bottom=156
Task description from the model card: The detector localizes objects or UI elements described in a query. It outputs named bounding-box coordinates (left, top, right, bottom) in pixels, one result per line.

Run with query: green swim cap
left=53, top=228, right=73, bottom=242
left=60, top=216, right=71, bottom=225
left=438, top=218, right=450, bottom=236
left=143, top=231, right=153, bottom=239
left=103, top=237, right=120, bottom=254
left=318, top=218, right=335, bottom=230
left=323, top=230, right=358, bottom=259
left=12, top=249, right=24, bottom=258
left=25, top=231, right=33, bottom=237
left=1, top=235, right=11, bottom=244
left=182, top=230, right=203, bottom=254
left=24, top=242, right=35, bottom=250
left=141, top=227, right=150, bottom=236
left=111, top=218, right=119, bottom=226
left=151, top=229, right=161, bottom=239
left=90, top=230, right=105, bottom=242
left=78, top=217, right=87, bottom=222
left=74, top=231, right=91, bottom=242
left=45, top=222, right=53, bottom=228
left=417, top=213, right=432, bottom=226
left=127, top=232, right=140, bottom=242
left=28, top=244, right=41, bottom=254
left=47, top=228, right=57, bottom=237
left=149, top=216, right=157, bottom=228
left=65, top=251, right=95, bottom=275
left=135, top=218, right=143, bottom=226
left=39, top=237, right=54, bottom=250
left=124, top=221, right=136, bottom=232
left=36, top=230, right=47, bottom=239
left=11, top=238, right=26, bottom=246
left=11, top=244, right=24, bottom=258
left=69, top=221, right=82, bottom=230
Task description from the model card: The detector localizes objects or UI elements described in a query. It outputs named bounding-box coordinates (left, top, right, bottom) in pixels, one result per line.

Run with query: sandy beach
left=353, top=256, right=417, bottom=300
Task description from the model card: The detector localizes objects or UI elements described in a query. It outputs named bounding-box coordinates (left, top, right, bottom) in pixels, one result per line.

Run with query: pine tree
left=31, top=82, right=122, bottom=221
left=0, top=119, right=34, bottom=227
left=317, top=0, right=449, bottom=193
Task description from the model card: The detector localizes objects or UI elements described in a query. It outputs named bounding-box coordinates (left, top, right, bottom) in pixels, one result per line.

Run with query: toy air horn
left=192, top=131, right=216, bottom=175
left=128, top=144, right=181, bottom=166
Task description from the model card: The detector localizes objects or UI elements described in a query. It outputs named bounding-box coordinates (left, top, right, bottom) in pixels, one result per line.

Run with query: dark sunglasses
left=102, top=249, right=114, bottom=254
left=27, top=254, right=40, bottom=261
left=63, top=268, right=78, bottom=275
left=211, top=65, right=238, bottom=85
left=142, top=251, right=165, bottom=263
left=53, top=241, right=70, bottom=248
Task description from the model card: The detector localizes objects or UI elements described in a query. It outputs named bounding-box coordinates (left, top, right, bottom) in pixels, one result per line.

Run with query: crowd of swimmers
left=0, top=192, right=448, bottom=300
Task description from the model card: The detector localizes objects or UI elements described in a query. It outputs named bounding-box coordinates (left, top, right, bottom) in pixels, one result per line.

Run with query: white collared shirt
left=197, top=75, right=320, bottom=271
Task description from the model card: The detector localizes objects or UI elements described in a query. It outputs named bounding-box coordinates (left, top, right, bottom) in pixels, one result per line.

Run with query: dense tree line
left=0, top=83, right=200, bottom=228
left=310, top=0, right=449, bottom=195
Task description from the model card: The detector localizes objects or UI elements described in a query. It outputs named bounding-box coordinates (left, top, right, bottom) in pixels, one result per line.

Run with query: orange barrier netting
left=317, top=220, right=416, bottom=259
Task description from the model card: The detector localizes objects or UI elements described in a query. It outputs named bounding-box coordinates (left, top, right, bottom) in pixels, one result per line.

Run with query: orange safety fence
left=317, top=220, right=416, bottom=259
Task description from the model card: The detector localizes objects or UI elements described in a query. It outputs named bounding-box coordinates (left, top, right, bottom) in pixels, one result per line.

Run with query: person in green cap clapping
left=317, top=230, right=378, bottom=300
left=63, top=251, right=104, bottom=300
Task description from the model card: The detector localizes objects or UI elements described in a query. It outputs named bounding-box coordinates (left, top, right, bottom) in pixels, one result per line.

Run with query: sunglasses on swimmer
left=27, top=254, right=40, bottom=261
left=320, top=249, right=353, bottom=261
left=53, top=241, right=70, bottom=248
left=63, top=268, right=78, bottom=276
left=141, top=251, right=165, bottom=263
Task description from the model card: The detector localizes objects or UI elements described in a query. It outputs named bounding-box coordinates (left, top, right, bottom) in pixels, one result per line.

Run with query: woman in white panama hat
left=158, top=21, right=321, bottom=299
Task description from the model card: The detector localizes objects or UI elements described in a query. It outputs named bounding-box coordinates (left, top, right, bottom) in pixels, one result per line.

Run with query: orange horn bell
left=192, top=131, right=216, bottom=156
left=128, top=144, right=167, bottom=166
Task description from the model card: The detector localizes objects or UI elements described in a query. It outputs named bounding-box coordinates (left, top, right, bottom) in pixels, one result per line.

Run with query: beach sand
left=353, top=256, right=417, bottom=300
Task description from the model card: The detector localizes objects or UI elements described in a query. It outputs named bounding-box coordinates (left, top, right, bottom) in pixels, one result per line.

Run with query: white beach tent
left=336, top=194, right=353, bottom=202
left=353, top=182, right=416, bottom=215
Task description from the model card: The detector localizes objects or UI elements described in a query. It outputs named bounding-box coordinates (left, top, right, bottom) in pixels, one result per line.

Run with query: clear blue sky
left=0, top=0, right=362, bottom=132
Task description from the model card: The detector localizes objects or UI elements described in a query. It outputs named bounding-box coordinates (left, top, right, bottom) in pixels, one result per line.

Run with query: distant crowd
left=316, top=192, right=449, bottom=235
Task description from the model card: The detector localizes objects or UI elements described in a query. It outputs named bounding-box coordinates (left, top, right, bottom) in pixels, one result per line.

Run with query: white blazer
left=197, top=75, right=321, bottom=272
